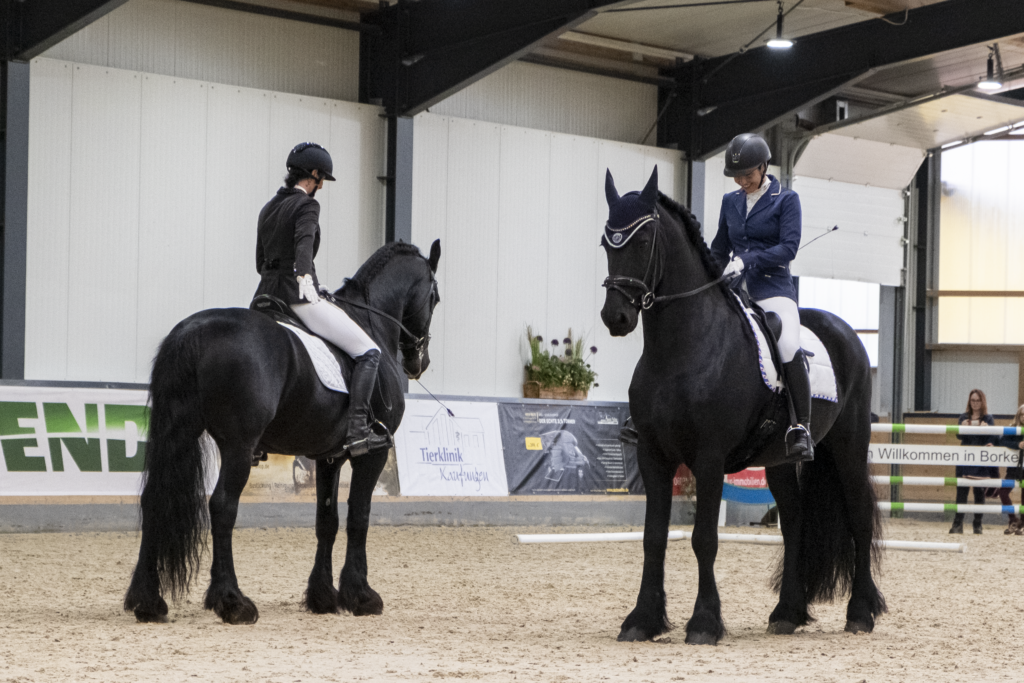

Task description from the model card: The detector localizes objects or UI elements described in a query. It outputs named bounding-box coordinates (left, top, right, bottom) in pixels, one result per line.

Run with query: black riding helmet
left=723, top=133, right=771, bottom=177
left=287, top=142, right=336, bottom=181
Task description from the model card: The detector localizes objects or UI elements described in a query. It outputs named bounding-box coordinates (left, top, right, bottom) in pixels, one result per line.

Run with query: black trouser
left=953, top=486, right=985, bottom=525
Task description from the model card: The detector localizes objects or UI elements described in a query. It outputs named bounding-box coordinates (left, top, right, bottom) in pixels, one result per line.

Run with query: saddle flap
left=764, top=312, right=782, bottom=343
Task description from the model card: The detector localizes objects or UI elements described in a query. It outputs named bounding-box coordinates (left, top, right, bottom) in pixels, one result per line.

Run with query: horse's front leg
left=618, top=441, right=675, bottom=642
left=764, top=463, right=808, bottom=634
left=305, top=456, right=342, bottom=614
left=204, top=441, right=259, bottom=624
left=338, top=447, right=389, bottom=616
left=685, top=461, right=726, bottom=645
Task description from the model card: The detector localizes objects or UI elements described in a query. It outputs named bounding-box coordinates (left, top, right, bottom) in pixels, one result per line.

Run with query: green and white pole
left=871, top=424, right=1024, bottom=436
left=872, top=476, right=1021, bottom=489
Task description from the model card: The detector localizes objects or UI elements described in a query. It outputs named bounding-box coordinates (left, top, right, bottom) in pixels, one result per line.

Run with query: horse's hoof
left=210, top=595, right=259, bottom=625
left=133, top=608, right=168, bottom=624
left=341, top=586, right=383, bottom=616
left=684, top=631, right=719, bottom=646
left=844, top=620, right=873, bottom=634
left=617, top=626, right=651, bottom=642
left=767, top=620, right=798, bottom=635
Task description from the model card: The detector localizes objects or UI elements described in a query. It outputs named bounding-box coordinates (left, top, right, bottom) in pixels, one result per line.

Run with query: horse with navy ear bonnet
left=124, top=239, right=441, bottom=625
left=600, top=167, right=884, bottom=645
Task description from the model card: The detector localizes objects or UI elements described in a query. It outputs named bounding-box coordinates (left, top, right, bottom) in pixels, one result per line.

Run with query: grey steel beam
left=1, top=60, right=28, bottom=379
left=662, top=0, right=1024, bottom=160
left=385, top=115, right=414, bottom=245
left=4, top=0, right=130, bottom=60
left=361, top=0, right=632, bottom=116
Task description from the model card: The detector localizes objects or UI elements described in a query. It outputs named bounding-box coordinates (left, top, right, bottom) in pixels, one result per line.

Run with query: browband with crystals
left=602, top=211, right=658, bottom=249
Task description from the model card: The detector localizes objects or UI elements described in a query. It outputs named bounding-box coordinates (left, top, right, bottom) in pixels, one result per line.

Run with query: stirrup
left=784, top=424, right=814, bottom=463
left=345, top=421, right=393, bottom=457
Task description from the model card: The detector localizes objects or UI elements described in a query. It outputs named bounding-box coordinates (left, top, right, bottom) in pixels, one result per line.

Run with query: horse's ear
left=640, top=166, right=658, bottom=206
left=605, top=169, right=620, bottom=206
left=428, top=239, right=441, bottom=273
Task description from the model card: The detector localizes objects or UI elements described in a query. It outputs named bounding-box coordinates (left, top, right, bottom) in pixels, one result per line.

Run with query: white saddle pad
left=279, top=322, right=348, bottom=393
left=735, top=296, right=838, bottom=403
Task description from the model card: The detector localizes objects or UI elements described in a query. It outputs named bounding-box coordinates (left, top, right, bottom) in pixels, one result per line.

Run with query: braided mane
left=343, top=242, right=425, bottom=293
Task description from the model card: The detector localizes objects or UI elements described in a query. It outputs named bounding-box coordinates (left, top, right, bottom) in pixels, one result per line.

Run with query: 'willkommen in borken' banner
left=393, top=398, right=509, bottom=496
left=868, top=444, right=1019, bottom=467
left=0, top=384, right=216, bottom=496
left=498, top=403, right=642, bottom=495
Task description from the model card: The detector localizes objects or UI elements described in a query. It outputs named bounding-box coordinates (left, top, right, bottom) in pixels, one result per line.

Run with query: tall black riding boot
left=344, top=349, right=392, bottom=457
left=782, top=351, right=814, bottom=463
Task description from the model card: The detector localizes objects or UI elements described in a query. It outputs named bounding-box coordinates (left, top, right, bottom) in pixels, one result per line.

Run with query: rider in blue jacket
left=711, top=133, right=813, bottom=463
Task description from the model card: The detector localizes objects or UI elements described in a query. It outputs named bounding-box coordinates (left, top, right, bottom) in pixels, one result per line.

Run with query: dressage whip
left=798, top=225, right=838, bottom=251
left=415, top=380, right=455, bottom=417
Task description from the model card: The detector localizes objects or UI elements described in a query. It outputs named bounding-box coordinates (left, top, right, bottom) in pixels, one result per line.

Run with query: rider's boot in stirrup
left=344, top=349, right=392, bottom=457
left=782, top=350, right=814, bottom=464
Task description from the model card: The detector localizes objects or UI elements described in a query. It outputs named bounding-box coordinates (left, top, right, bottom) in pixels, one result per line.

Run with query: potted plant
left=523, top=326, right=598, bottom=400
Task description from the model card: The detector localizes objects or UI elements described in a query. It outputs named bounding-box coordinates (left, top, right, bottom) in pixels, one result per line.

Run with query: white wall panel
left=409, top=115, right=451, bottom=391
left=547, top=135, right=600, bottom=369
left=796, top=133, right=925, bottom=190
left=25, top=60, right=74, bottom=381
left=43, top=0, right=360, bottom=102
left=931, top=350, right=1019, bottom=415
left=66, top=64, right=142, bottom=382
left=203, top=84, right=271, bottom=310
left=323, top=103, right=386, bottom=291
left=431, top=61, right=656, bottom=145
left=411, top=113, right=684, bottom=401
left=495, top=127, right=552, bottom=398
left=28, top=59, right=384, bottom=383
left=790, top=177, right=905, bottom=286
left=135, top=74, right=209, bottom=380
left=441, top=119, right=502, bottom=395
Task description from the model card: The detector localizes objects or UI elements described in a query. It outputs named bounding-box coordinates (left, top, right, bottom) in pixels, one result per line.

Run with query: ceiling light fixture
left=941, top=141, right=963, bottom=150
left=978, top=44, right=1004, bottom=91
left=767, top=1, right=793, bottom=49
left=984, top=125, right=1012, bottom=136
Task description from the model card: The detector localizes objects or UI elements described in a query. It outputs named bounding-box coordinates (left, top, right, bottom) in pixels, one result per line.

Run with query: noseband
left=602, top=213, right=728, bottom=311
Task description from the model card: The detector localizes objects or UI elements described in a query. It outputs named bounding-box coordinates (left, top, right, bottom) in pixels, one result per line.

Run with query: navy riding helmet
left=287, top=142, right=336, bottom=181
left=723, top=133, right=771, bottom=177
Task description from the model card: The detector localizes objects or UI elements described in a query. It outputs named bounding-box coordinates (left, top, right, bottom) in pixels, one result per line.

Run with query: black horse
left=600, top=169, right=884, bottom=645
left=124, top=240, right=441, bottom=624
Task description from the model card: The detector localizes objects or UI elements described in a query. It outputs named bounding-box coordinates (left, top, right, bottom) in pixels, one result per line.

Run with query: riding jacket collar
left=732, top=175, right=782, bottom=223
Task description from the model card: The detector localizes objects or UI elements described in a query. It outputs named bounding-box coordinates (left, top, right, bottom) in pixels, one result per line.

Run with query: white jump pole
left=515, top=531, right=965, bottom=553
left=870, top=423, right=1024, bottom=436
left=871, top=475, right=1021, bottom=489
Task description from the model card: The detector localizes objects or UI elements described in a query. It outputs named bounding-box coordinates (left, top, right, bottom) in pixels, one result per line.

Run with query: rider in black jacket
left=254, top=142, right=390, bottom=456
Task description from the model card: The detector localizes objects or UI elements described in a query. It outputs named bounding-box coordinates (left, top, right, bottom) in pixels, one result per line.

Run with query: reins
left=602, top=212, right=728, bottom=310
left=328, top=274, right=435, bottom=359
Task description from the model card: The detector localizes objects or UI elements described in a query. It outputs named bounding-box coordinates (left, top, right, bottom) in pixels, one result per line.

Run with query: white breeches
left=755, top=296, right=800, bottom=363
left=291, top=300, right=379, bottom=358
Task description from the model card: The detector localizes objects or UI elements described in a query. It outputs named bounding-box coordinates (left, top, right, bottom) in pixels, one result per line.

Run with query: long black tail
left=132, top=324, right=209, bottom=602
left=779, top=442, right=884, bottom=608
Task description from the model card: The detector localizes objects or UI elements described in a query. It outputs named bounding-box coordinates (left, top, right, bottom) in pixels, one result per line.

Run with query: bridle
left=601, top=210, right=728, bottom=311
left=331, top=269, right=436, bottom=363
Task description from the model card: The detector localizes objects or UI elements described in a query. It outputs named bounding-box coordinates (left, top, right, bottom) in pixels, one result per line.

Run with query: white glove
left=722, top=257, right=745, bottom=278
left=296, top=274, right=320, bottom=305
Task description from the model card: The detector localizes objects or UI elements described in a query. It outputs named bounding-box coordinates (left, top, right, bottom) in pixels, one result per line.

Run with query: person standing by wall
left=995, top=403, right=1024, bottom=535
left=950, top=389, right=999, bottom=534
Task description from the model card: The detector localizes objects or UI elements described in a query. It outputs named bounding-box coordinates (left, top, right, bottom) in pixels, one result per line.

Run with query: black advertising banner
left=498, top=403, right=643, bottom=494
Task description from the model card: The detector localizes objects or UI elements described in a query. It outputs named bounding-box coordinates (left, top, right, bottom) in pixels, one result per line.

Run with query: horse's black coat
left=600, top=170, right=884, bottom=644
left=124, top=240, right=441, bottom=624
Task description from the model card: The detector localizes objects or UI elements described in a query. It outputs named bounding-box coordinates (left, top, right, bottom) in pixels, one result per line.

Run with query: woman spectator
left=995, top=403, right=1024, bottom=535
left=950, top=389, right=999, bottom=534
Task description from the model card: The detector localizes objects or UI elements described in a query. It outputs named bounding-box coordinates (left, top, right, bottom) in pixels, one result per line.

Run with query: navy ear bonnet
left=602, top=166, right=659, bottom=249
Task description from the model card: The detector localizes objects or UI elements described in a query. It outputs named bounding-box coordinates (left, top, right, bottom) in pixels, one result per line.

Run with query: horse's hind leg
left=338, top=448, right=389, bottom=616
left=305, top=457, right=342, bottom=614
left=204, top=440, right=260, bottom=625
left=829, top=430, right=886, bottom=634
left=764, top=463, right=809, bottom=634
left=618, top=446, right=675, bottom=642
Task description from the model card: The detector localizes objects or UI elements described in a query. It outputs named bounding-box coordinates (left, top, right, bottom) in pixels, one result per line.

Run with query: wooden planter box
left=523, top=381, right=588, bottom=401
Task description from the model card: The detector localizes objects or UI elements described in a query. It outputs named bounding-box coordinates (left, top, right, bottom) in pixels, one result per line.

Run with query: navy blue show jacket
left=710, top=174, right=801, bottom=302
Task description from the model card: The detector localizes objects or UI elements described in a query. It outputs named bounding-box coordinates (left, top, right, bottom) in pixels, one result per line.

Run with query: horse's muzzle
left=601, top=295, right=639, bottom=337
